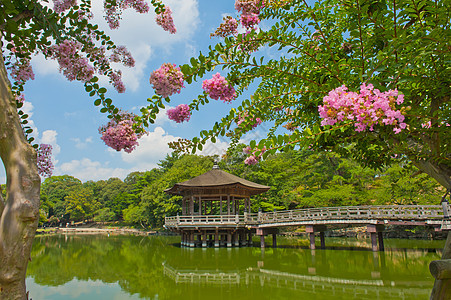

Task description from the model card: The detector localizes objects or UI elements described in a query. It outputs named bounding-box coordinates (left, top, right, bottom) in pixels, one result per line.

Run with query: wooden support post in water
left=248, top=232, right=253, bottom=246
left=309, top=232, right=316, bottom=250
left=234, top=232, right=240, bottom=247
left=370, top=232, right=378, bottom=252
left=202, top=231, right=207, bottom=248
left=320, top=232, right=325, bottom=249
left=272, top=233, right=277, bottom=248
left=227, top=232, right=232, bottom=247
left=377, top=231, right=384, bottom=251
left=260, top=235, right=265, bottom=249
left=214, top=229, right=219, bottom=247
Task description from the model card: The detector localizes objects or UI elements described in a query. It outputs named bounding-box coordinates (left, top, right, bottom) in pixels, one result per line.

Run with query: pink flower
left=110, top=46, right=135, bottom=67
left=318, top=84, right=406, bottom=134
left=167, top=104, right=191, bottom=123
left=52, top=0, right=76, bottom=13
left=211, top=16, right=239, bottom=38
left=99, top=112, right=145, bottom=153
left=237, top=112, right=262, bottom=129
left=15, top=94, right=25, bottom=103
left=156, top=6, right=176, bottom=34
left=48, top=39, right=94, bottom=82
left=149, top=63, right=185, bottom=98
left=8, top=58, right=35, bottom=84
left=104, top=0, right=150, bottom=29
left=202, top=73, right=237, bottom=103
left=240, top=13, right=260, bottom=28
left=244, top=155, right=258, bottom=165
left=37, top=144, right=54, bottom=177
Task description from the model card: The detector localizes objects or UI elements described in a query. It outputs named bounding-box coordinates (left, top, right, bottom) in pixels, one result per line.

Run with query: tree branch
left=0, top=10, right=34, bottom=31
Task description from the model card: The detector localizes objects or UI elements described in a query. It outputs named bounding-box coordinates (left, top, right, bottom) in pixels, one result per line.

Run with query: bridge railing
left=253, top=205, right=443, bottom=224
left=164, top=205, right=443, bottom=227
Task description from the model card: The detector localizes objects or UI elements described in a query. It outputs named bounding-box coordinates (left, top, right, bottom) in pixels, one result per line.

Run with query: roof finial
left=212, top=161, right=220, bottom=169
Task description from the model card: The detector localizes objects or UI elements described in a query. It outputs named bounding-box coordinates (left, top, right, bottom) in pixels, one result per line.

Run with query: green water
left=26, top=234, right=445, bottom=300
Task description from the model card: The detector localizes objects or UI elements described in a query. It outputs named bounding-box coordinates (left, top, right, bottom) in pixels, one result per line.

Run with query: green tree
left=65, top=187, right=99, bottom=221
left=41, top=175, right=83, bottom=219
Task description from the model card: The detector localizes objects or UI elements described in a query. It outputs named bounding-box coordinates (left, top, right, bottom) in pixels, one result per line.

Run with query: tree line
left=16, top=146, right=441, bottom=229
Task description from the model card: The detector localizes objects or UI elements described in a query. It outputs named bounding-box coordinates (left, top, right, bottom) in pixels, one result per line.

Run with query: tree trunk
left=0, top=46, right=41, bottom=299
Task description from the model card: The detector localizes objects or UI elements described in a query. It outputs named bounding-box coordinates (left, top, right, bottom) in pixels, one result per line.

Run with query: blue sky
left=1, top=0, right=271, bottom=183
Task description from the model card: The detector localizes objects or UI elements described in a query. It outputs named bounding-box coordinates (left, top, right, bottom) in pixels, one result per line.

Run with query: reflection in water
left=27, top=235, right=444, bottom=300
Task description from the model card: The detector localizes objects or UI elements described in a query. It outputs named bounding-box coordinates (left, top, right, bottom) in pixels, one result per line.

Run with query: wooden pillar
left=227, top=232, right=232, bottom=247
left=309, top=232, right=316, bottom=250
left=182, top=197, right=186, bottom=215
left=320, top=232, right=326, bottom=249
left=220, top=196, right=223, bottom=215
left=378, top=231, right=385, bottom=251
left=198, top=196, right=202, bottom=215
left=367, top=224, right=385, bottom=252
left=272, top=233, right=277, bottom=248
left=234, top=232, right=240, bottom=247
left=227, top=195, right=231, bottom=215
left=190, top=231, right=195, bottom=248
left=260, top=235, right=265, bottom=249
left=181, top=232, right=185, bottom=247
left=214, top=229, right=219, bottom=247
left=190, top=196, right=194, bottom=215
left=248, top=232, right=253, bottom=246
left=202, top=231, right=207, bottom=248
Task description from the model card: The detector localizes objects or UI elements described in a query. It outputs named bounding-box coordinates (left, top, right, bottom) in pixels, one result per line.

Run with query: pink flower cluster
left=99, top=112, right=145, bottom=153
left=104, top=0, right=150, bottom=29
left=149, top=63, right=185, bottom=98
left=48, top=39, right=94, bottom=82
left=202, top=73, right=237, bottom=103
left=52, top=0, right=76, bottom=13
left=235, top=0, right=264, bottom=29
left=211, top=16, right=239, bottom=38
left=318, top=84, right=406, bottom=134
left=167, top=104, right=191, bottom=123
left=110, top=46, right=135, bottom=67
left=237, top=112, right=262, bottom=129
left=37, top=144, right=54, bottom=177
left=110, top=70, right=126, bottom=93
left=8, top=58, right=35, bottom=84
left=243, top=146, right=266, bottom=165
left=155, top=6, right=176, bottom=34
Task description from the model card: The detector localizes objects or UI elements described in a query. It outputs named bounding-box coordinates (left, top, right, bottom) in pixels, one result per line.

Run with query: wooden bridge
left=164, top=205, right=451, bottom=251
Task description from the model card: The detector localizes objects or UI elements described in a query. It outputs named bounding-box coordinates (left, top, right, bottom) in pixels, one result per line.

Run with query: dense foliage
left=38, top=149, right=444, bottom=228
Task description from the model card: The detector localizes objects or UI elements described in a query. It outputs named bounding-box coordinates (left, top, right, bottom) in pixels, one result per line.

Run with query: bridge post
left=272, top=233, right=277, bottom=248
left=248, top=232, right=253, bottom=246
left=227, top=232, right=232, bottom=247
left=367, top=224, right=385, bottom=251
left=202, top=231, right=207, bottom=248
left=260, top=235, right=265, bottom=249
left=306, top=225, right=327, bottom=250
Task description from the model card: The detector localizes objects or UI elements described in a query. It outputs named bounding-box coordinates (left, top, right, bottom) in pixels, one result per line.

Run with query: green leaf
left=94, top=99, right=101, bottom=106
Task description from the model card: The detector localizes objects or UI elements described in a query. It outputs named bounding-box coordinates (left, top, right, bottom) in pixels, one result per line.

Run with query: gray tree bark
left=0, top=44, right=41, bottom=299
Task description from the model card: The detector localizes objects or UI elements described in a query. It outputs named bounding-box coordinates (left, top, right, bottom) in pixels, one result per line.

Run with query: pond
left=26, top=234, right=445, bottom=300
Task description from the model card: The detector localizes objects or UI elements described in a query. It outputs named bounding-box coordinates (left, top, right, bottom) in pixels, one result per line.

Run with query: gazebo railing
left=165, top=214, right=247, bottom=227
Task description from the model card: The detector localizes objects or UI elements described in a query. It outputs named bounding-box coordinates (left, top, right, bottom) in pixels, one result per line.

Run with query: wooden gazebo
left=164, top=164, right=270, bottom=248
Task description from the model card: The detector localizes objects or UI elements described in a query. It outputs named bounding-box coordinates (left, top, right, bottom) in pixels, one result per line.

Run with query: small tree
left=0, top=0, right=176, bottom=298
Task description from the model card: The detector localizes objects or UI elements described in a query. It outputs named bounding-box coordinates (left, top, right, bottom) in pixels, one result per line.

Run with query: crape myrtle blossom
left=235, top=0, right=264, bottom=29
left=149, top=63, right=185, bottom=98
left=47, top=39, right=94, bottom=82
left=211, top=16, right=239, bottom=38
left=110, top=46, right=135, bottom=67
left=202, top=73, right=237, bottom=103
left=8, top=58, right=35, bottom=84
left=37, top=144, right=54, bottom=177
left=243, top=146, right=267, bottom=165
left=318, top=84, right=407, bottom=134
left=104, top=0, right=150, bottom=29
left=167, top=104, right=191, bottom=123
left=99, top=112, right=145, bottom=153
left=155, top=5, right=176, bottom=34
left=52, top=0, right=77, bottom=14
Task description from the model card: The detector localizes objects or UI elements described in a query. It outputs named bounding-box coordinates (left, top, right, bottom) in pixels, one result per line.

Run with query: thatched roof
left=165, top=165, right=270, bottom=196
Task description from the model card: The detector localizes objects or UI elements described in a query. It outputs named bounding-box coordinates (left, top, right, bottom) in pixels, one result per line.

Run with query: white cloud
left=200, top=139, right=230, bottom=157
left=120, top=126, right=178, bottom=169
left=57, top=158, right=130, bottom=182
left=71, top=137, right=93, bottom=150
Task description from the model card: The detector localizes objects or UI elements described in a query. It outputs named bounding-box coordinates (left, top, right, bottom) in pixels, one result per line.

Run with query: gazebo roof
left=165, top=165, right=270, bottom=196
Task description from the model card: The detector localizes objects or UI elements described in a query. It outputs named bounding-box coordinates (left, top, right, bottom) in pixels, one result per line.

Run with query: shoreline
left=36, top=227, right=161, bottom=236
